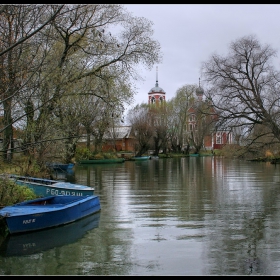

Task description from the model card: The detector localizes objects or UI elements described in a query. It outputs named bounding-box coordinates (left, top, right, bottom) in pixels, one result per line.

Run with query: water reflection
left=1, top=157, right=280, bottom=275
left=0, top=212, right=100, bottom=257
left=73, top=158, right=280, bottom=275
left=51, top=169, right=75, bottom=182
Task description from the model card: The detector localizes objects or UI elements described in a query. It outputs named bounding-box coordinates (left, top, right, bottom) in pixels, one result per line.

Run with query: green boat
left=78, top=158, right=125, bottom=164
left=131, top=156, right=151, bottom=161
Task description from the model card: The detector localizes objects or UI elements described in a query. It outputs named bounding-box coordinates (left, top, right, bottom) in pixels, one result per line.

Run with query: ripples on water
left=1, top=157, right=280, bottom=275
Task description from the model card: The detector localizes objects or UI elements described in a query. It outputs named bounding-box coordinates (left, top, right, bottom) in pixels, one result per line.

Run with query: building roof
left=104, top=126, right=133, bottom=139
left=148, top=81, right=166, bottom=94
left=148, top=66, right=166, bottom=94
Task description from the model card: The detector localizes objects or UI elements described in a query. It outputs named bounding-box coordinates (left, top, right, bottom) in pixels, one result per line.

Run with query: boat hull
left=131, top=156, right=151, bottom=161
left=188, top=154, right=200, bottom=157
left=8, top=175, right=94, bottom=197
left=0, top=195, right=101, bottom=234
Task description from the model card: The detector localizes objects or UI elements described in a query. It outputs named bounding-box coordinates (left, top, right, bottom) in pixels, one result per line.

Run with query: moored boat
left=79, top=158, right=125, bottom=164
left=0, top=195, right=101, bottom=234
left=2, top=174, right=94, bottom=197
left=130, top=156, right=151, bottom=161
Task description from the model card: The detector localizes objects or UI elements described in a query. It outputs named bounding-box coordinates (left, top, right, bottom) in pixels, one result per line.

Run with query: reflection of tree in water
left=202, top=206, right=271, bottom=275
left=201, top=160, right=280, bottom=275
left=242, top=214, right=266, bottom=275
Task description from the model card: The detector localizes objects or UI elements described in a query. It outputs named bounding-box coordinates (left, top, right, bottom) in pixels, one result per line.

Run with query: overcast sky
left=124, top=4, right=280, bottom=109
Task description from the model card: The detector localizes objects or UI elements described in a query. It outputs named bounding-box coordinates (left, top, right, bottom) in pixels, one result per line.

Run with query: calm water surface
left=1, top=157, right=280, bottom=275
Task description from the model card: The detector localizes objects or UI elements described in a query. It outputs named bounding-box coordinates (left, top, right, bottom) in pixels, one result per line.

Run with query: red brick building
left=102, top=126, right=136, bottom=152
left=185, top=82, right=233, bottom=150
left=101, top=69, right=233, bottom=153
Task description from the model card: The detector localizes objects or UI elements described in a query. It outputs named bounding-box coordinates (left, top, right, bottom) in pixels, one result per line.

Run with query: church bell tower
left=148, top=66, right=166, bottom=105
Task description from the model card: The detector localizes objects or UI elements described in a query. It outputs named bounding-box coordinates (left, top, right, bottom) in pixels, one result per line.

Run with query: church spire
left=155, top=66, right=158, bottom=87
left=196, top=77, right=204, bottom=101
left=148, top=65, right=166, bottom=105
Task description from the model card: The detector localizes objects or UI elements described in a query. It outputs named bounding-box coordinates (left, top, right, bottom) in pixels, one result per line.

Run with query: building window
left=227, top=132, right=232, bottom=144
left=189, top=123, right=198, bottom=131
left=216, top=132, right=222, bottom=144
left=151, top=96, right=155, bottom=104
left=189, top=114, right=196, bottom=122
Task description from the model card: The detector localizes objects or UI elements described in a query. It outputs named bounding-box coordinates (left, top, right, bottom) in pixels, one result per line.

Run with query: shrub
left=0, top=176, right=38, bottom=207
left=75, top=147, right=92, bottom=161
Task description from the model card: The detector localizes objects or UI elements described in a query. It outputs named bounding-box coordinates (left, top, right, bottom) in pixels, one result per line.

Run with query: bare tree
left=187, top=99, right=217, bottom=154
left=127, top=104, right=154, bottom=156
left=168, top=85, right=196, bottom=153
left=201, top=34, right=280, bottom=153
left=148, top=105, right=168, bottom=156
left=0, top=4, right=64, bottom=57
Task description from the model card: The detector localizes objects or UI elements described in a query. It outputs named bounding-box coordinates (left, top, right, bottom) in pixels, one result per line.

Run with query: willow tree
left=1, top=4, right=162, bottom=165
left=0, top=5, right=63, bottom=162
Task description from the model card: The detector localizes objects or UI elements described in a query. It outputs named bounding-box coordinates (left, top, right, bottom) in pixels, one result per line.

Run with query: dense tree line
left=0, top=4, right=162, bottom=167
left=1, top=5, right=279, bottom=165
left=128, top=35, right=280, bottom=159
left=127, top=85, right=214, bottom=157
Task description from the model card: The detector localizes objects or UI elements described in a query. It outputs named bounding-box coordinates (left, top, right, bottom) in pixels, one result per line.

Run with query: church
left=146, top=67, right=233, bottom=151
left=101, top=67, right=233, bottom=153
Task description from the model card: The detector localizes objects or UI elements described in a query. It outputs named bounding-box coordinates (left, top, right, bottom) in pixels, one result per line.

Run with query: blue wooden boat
left=0, top=212, right=100, bottom=257
left=5, top=174, right=94, bottom=197
left=0, top=195, right=101, bottom=234
left=46, top=162, right=75, bottom=171
left=131, top=156, right=151, bottom=161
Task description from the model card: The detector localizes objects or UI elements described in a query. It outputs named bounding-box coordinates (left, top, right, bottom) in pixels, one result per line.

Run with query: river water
left=1, top=156, right=280, bottom=275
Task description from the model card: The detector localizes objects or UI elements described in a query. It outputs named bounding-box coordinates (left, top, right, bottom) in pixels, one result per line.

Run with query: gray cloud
left=124, top=4, right=280, bottom=107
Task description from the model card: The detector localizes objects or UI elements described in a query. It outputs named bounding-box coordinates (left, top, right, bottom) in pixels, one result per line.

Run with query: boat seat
left=28, top=204, right=64, bottom=207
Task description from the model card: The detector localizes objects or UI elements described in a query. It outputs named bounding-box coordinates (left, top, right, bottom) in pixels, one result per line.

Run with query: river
left=1, top=156, right=280, bottom=275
